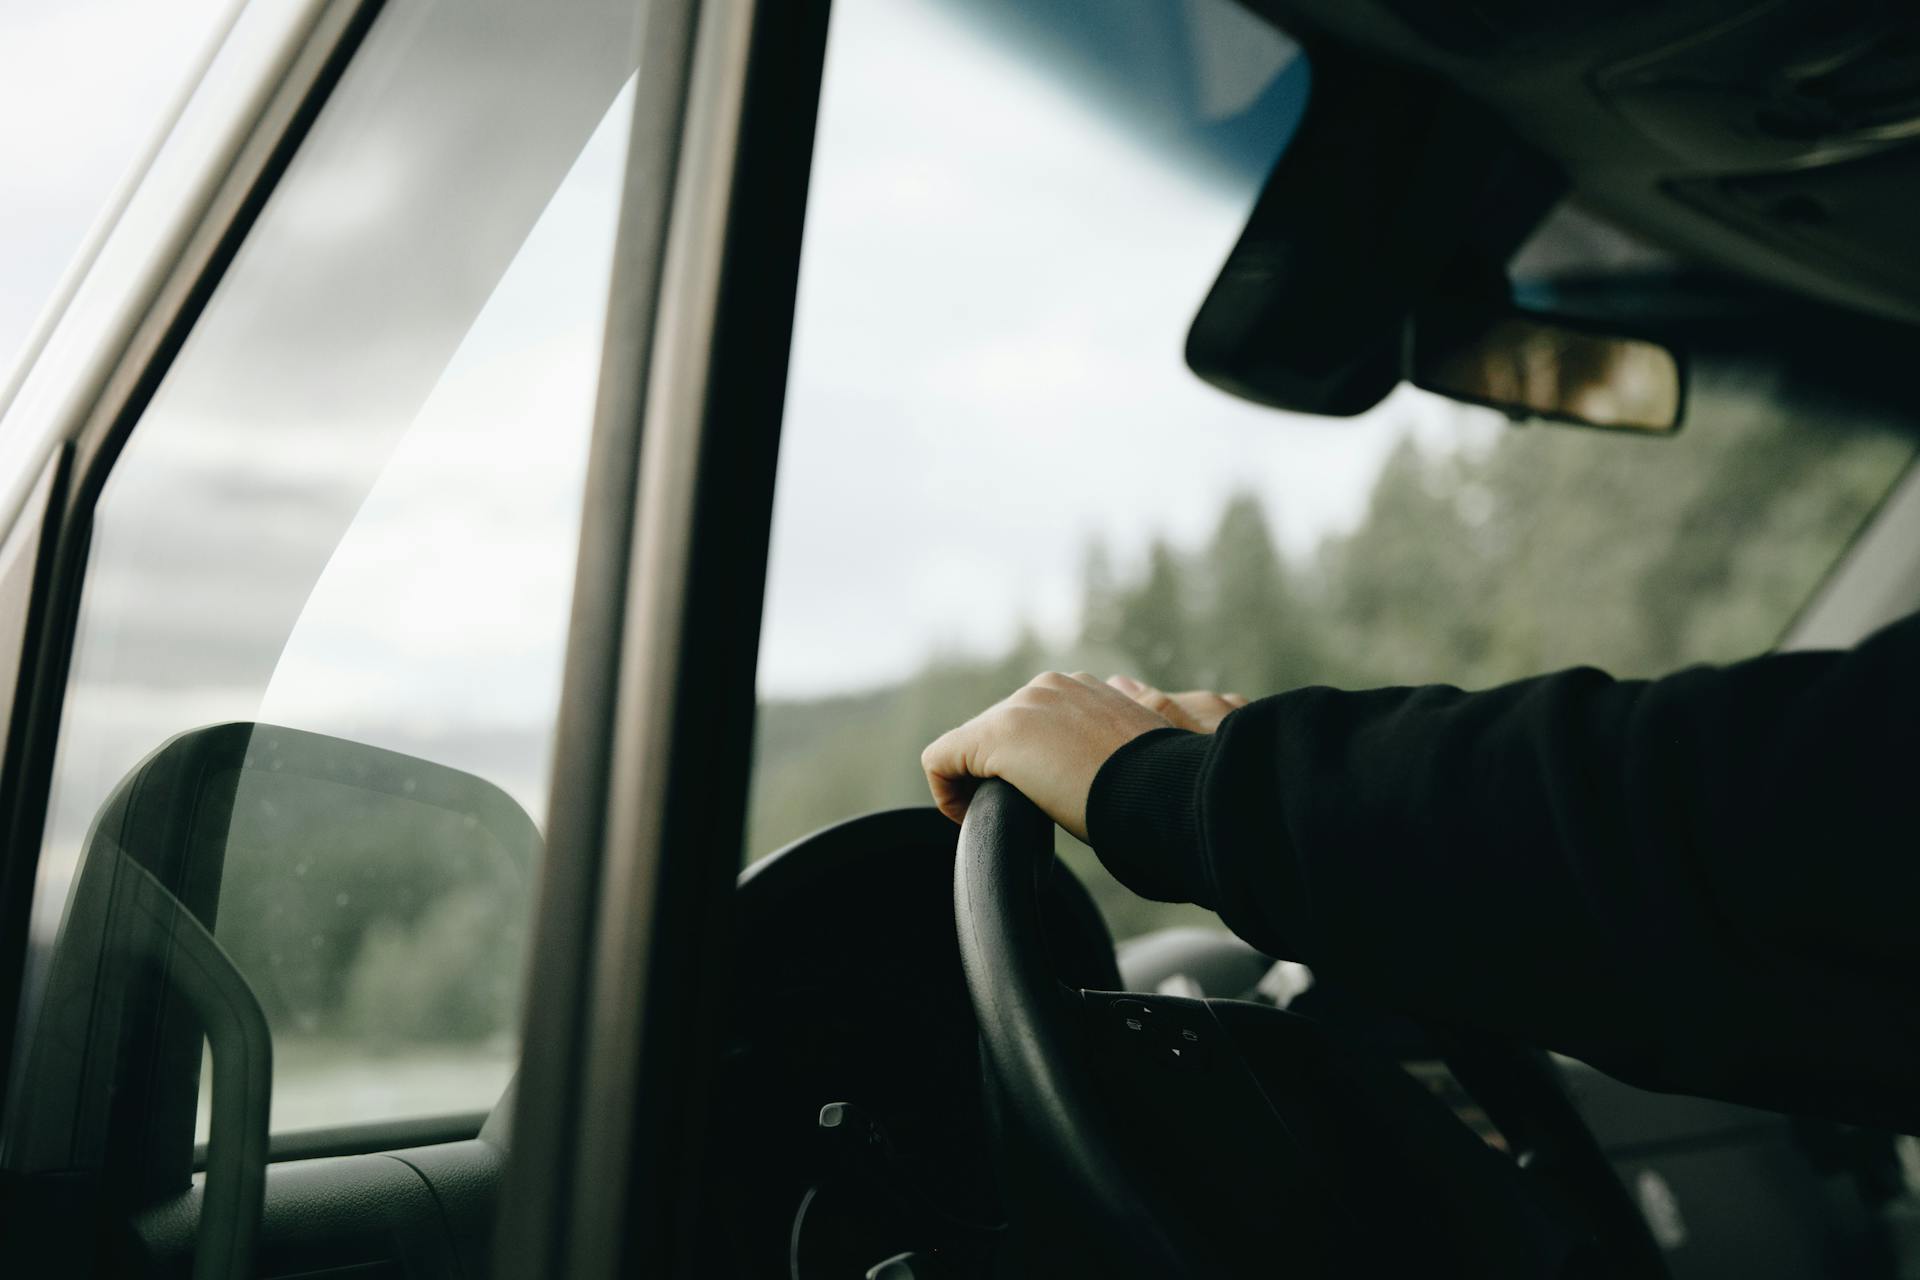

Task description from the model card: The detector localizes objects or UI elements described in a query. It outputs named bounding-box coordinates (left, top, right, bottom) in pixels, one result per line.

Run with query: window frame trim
left=1780, top=458, right=1920, bottom=651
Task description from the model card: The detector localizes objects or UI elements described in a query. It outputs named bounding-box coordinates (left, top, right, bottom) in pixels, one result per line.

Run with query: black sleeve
left=1085, top=611, right=1920, bottom=1130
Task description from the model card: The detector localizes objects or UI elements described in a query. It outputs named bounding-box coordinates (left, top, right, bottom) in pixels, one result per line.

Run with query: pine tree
left=1078, top=541, right=1123, bottom=655
left=1193, top=492, right=1320, bottom=696
left=1112, top=538, right=1190, bottom=689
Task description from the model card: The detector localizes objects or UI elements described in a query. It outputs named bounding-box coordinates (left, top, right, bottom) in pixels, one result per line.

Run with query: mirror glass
left=1412, top=312, right=1683, bottom=432
left=206, top=727, right=540, bottom=1133
left=20, top=721, right=541, bottom=1176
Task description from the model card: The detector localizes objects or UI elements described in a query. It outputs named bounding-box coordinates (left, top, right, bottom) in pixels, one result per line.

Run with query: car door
left=0, top=0, right=826, bottom=1275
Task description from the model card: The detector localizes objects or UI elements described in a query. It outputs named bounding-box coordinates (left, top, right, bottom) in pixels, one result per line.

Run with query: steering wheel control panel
left=1106, top=996, right=1217, bottom=1071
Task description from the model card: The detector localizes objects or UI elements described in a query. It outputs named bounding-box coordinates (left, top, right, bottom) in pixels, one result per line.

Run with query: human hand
left=1103, top=674, right=1247, bottom=733
left=920, top=672, right=1250, bottom=840
left=921, top=672, right=1171, bottom=840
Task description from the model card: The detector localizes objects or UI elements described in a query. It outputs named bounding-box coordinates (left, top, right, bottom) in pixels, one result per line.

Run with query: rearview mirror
left=1409, top=309, right=1684, bottom=433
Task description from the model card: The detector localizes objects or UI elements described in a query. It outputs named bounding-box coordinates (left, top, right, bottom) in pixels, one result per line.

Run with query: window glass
left=0, top=0, right=239, bottom=379
left=17, top=0, right=638, bottom=1141
left=748, top=0, right=1916, bottom=941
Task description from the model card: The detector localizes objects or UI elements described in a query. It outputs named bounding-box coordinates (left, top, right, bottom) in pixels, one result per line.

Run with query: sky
left=0, top=0, right=240, bottom=382
left=6, top=0, right=1493, bottom=893
left=761, top=0, right=1489, bottom=693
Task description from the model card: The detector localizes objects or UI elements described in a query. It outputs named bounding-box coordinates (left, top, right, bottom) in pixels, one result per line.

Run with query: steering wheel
left=954, top=779, right=1666, bottom=1278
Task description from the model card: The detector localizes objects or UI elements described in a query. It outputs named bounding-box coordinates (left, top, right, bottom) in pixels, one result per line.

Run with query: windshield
left=751, top=0, right=1914, bottom=939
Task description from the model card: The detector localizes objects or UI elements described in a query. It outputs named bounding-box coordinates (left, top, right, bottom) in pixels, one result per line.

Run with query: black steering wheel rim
left=954, top=779, right=1199, bottom=1271
left=955, top=778, right=1668, bottom=1278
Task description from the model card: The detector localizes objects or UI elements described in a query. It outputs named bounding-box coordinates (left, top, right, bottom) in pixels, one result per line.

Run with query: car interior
left=2, top=0, right=1918, bottom=1277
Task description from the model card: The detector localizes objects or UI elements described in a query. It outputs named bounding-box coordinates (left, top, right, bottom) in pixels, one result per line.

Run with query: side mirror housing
left=11, top=723, right=539, bottom=1232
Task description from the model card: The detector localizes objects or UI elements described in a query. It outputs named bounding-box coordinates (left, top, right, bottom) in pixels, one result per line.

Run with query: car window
left=15, top=0, right=639, bottom=1140
left=746, top=0, right=1917, bottom=940
left=0, top=0, right=239, bottom=383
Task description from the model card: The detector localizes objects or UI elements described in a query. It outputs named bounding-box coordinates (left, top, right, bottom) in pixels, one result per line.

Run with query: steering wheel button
left=1166, top=1028, right=1212, bottom=1069
left=1112, top=999, right=1156, bottom=1034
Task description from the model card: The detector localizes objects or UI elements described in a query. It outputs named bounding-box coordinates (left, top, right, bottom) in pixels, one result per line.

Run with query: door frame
left=495, top=0, right=834, bottom=1272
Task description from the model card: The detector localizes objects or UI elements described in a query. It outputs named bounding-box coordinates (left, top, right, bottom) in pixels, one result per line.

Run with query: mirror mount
left=1185, top=45, right=1563, bottom=417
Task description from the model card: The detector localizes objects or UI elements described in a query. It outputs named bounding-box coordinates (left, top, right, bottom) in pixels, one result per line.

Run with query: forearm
left=1087, top=612, right=1920, bottom=1123
left=1091, top=673, right=1661, bottom=1056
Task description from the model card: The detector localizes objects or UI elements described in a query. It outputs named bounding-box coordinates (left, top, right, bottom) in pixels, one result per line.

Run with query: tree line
left=748, top=402, right=1910, bottom=937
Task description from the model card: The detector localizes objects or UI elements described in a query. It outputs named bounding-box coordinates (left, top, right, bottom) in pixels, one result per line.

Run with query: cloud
left=37, top=13, right=636, bottom=881
left=757, top=0, right=1489, bottom=695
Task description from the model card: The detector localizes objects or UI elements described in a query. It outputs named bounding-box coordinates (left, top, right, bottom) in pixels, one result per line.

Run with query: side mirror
left=1409, top=308, right=1685, bottom=433
left=11, top=723, right=540, bottom=1269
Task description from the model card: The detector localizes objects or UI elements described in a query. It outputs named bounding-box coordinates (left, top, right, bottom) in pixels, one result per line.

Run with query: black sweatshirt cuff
left=1085, top=727, right=1214, bottom=907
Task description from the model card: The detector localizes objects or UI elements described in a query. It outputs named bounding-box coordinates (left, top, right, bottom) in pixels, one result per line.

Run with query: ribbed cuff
left=1085, top=727, right=1213, bottom=906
